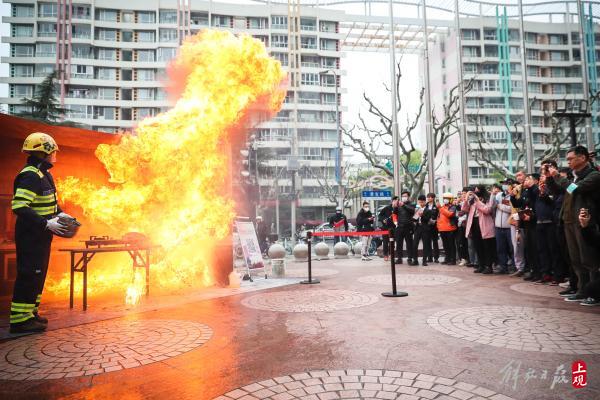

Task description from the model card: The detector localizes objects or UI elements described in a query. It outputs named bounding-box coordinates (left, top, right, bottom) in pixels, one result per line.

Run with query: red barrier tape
left=311, top=230, right=389, bottom=237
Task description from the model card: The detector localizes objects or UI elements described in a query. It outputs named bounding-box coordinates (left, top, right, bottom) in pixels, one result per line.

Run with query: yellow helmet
left=22, top=132, right=59, bottom=154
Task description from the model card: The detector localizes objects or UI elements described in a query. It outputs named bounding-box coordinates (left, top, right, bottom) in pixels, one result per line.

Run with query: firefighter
left=10, top=132, right=70, bottom=334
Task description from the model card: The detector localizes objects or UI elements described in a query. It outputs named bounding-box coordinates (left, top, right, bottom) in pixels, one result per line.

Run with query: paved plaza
left=0, top=256, right=599, bottom=399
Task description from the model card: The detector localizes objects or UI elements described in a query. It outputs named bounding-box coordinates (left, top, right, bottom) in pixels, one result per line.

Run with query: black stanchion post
left=301, top=231, right=320, bottom=284
left=382, top=228, right=408, bottom=297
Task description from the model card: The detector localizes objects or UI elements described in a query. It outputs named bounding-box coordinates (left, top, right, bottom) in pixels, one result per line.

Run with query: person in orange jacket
left=436, top=192, right=458, bottom=265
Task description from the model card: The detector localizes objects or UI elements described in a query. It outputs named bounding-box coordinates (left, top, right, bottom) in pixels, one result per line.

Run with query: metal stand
left=301, top=232, right=320, bottom=284
left=382, top=231, right=408, bottom=298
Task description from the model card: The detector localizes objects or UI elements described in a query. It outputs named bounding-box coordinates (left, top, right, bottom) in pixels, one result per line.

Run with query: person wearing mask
left=255, top=216, right=269, bottom=255
left=437, top=193, right=458, bottom=265
left=553, top=167, right=575, bottom=294
left=329, top=207, right=348, bottom=244
left=463, top=185, right=496, bottom=274
left=546, top=146, right=600, bottom=303
left=356, top=201, right=375, bottom=261
left=509, top=171, right=527, bottom=276
left=425, top=193, right=440, bottom=263
left=492, top=182, right=514, bottom=274
left=510, top=173, right=539, bottom=281
left=394, top=190, right=417, bottom=265
left=378, top=196, right=398, bottom=262
left=412, top=195, right=434, bottom=266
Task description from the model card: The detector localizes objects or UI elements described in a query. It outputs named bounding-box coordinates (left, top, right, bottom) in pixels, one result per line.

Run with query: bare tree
left=343, top=61, right=471, bottom=197
left=305, top=163, right=362, bottom=208
left=469, top=90, right=600, bottom=178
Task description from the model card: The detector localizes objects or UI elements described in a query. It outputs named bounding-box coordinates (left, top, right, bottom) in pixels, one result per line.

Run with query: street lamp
left=319, top=69, right=343, bottom=209
left=552, top=99, right=592, bottom=147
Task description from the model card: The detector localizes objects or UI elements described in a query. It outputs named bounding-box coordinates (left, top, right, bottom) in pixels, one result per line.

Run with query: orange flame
left=50, top=30, right=286, bottom=303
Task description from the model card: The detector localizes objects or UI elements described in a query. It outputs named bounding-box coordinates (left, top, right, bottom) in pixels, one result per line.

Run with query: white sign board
left=235, top=221, right=265, bottom=271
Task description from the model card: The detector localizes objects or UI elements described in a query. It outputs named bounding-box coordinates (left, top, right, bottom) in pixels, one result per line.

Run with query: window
left=323, top=111, right=336, bottom=123
left=72, top=25, right=91, bottom=39
left=320, top=39, right=337, bottom=51
left=94, top=107, right=115, bottom=120
left=66, top=104, right=91, bottom=119
left=321, top=74, right=336, bottom=87
left=482, top=79, right=498, bottom=91
left=482, top=63, right=498, bottom=74
left=301, top=37, right=317, bottom=49
left=137, top=69, right=155, bottom=81
left=298, top=92, right=320, bottom=104
left=96, top=28, right=117, bottom=41
left=97, top=9, right=118, bottom=22
left=271, top=16, right=287, bottom=29
left=462, top=29, right=480, bottom=40
left=550, top=51, right=567, bottom=61
left=11, top=44, right=33, bottom=57
left=526, top=49, right=539, bottom=60
left=36, top=43, right=56, bottom=57
left=98, top=87, right=116, bottom=100
left=248, top=17, right=267, bottom=29
left=551, top=67, right=566, bottom=77
left=190, top=12, right=208, bottom=25
left=12, top=5, right=34, bottom=18
left=549, top=34, right=566, bottom=45
left=72, top=5, right=91, bottom=19
left=322, top=93, right=336, bottom=105
left=271, top=35, right=288, bottom=48
left=137, top=50, right=155, bottom=62
left=527, top=66, right=539, bottom=77
left=528, top=82, right=541, bottom=93
left=122, top=31, right=133, bottom=42
left=71, top=64, right=93, bottom=78
left=157, top=48, right=176, bottom=62
left=484, top=45, right=498, bottom=57
left=320, top=21, right=336, bottom=33
left=11, top=84, right=33, bottom=98
left=137, top=11, right=155, bottom=23
left=511, top=80, right=522, bottom=91
left=137, top=31, right=155, bottom=42
left=11, top=65, right=34, bottom=78
left=510, top=63, right=521, bottom=74
left=67, top=88, right=90, bottom=99
left=463, top=63, right=478, bottom=73
left=12, top=24, right=33, bottom=37
left=35, top=64, right=54, bottom=77
left=301, top=73, right=319, bottom=86
left=212, top=15, right=231, bottom=28
left=298, top=129, right=320, bottom=141
left=137, top=108, right=155, bottom=119
left=137, top=88, right=155, bottom=100
left=159, top=29, right=177, bottom=42
left=272, top=52, right=288, bottom=66
left=97, top=48, right=116, bottom=61
left=462, top=46, right=480, bottom=57
left=484, top=29, right=496, bottom=40
left=72, top=45, right=93, bottom=59
left=159, top=10, right=177, bottom=24
left=509, top=46, right=520, bottom=56
left=322, top=57, right=337, bottom=68
left=38, top=3, right=58, bottom=17
left=300, top=18, right=316, bottom=31
left=553, top=84, right=566, bottom=94
left=96, top=68, right=116, bottom=80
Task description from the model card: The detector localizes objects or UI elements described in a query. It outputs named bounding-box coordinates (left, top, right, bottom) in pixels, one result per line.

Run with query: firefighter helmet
left=22, top=132, right=59, bottom=154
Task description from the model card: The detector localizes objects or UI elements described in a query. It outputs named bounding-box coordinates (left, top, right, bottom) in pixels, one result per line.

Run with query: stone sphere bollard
left=314, top=242, right=330, bottom=259
left=268, top=243, right=286, bottom=260
left=333, top=242, right=350, bottom=258
left=352, top=241, right=363, bottom=257
left=293, top=243, right=309, bottom=261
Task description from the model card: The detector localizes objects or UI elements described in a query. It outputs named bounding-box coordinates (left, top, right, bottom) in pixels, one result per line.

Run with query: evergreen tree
left=19, top=71, right=67, bottom=123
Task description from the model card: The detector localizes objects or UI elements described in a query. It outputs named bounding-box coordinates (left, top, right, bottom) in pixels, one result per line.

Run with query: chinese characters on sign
left=499, top=360, right=586, bottom=391
left=362, top=190, right=392, bottom=200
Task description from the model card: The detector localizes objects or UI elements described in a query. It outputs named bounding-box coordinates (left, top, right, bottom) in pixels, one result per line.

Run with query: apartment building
left=1, top=0, right=346, bottom=226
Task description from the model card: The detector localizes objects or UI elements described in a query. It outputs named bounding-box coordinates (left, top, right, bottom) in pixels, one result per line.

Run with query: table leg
left=83, top=252, right=88, bottom=311
left=69, top=252, right=74, bottom=309
left=145, top=250, right=150, bottom=297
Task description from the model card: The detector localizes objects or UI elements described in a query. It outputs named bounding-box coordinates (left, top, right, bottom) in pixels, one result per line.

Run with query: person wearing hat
left=9, top=132, right=73, bottom=333
left=329, top=206, right=348, bottom=244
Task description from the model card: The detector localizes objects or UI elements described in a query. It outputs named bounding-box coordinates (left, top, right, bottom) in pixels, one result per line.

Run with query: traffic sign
left=362, top=190, right=392, bottom=200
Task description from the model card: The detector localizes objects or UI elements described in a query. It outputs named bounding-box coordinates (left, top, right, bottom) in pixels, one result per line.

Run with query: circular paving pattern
left=241, top=289, right=379, bottom=313
left=285, top=267, right=339, bottom=278
left=215, top=369, right=516, bottom=400
left=427, top=306, right=600, bottom=354
left=358, top=273, right=461, bottom=286
left=509, top=282, right=562, bottom=298
left=0, top=319, right=212, bottom=380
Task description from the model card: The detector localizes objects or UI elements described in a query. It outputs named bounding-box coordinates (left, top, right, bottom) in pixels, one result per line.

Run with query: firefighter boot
left=9, top=319, right=47, bottom=334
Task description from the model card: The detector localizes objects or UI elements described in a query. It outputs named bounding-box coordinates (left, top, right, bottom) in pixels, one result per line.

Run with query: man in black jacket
left=378, top=196, right=398, bottom=261
left=425, top=193, right=440, bottom=263
left=510, top=174, right=539, bottom=281
left=329, top=207, right=348, bottom=244
left=546, top=146, right=600, bottom=302
left=395, top=190, right=417, bottom=265
left=412, top=195, right=434, bottom=266
left=356, top=201, right=375, bottom=261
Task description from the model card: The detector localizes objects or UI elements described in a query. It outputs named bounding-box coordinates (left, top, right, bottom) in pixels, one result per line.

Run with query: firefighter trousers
left=10, top=223, right=53, bottom=325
